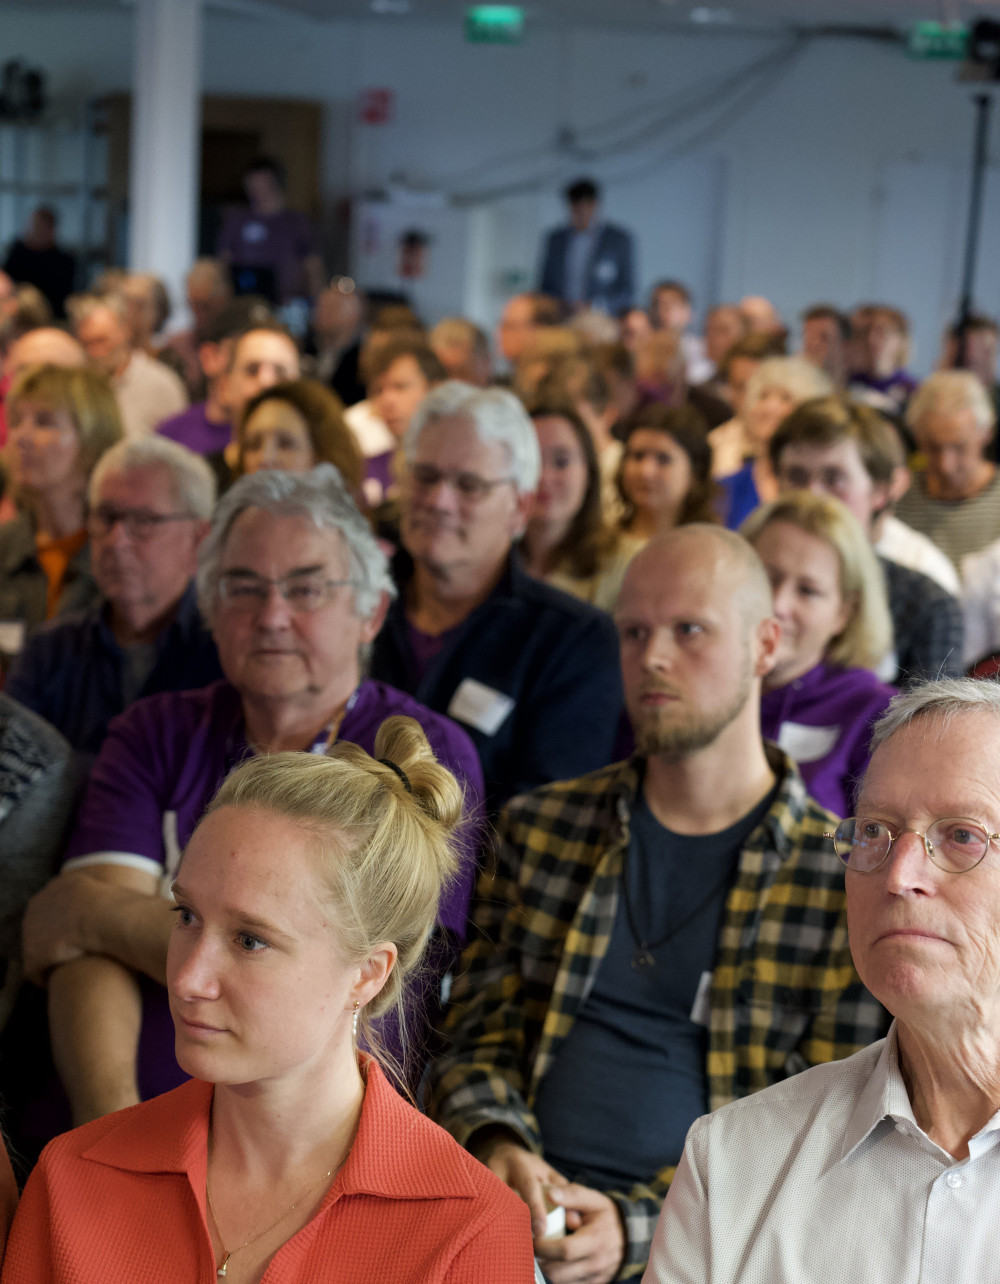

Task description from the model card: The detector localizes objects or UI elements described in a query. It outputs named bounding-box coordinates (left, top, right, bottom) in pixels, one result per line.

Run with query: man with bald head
left=5, top=326, right=85, bottom=380
left=0, top=327, right=86, bottom=450
left=429, top=525, right=886, bottom=1283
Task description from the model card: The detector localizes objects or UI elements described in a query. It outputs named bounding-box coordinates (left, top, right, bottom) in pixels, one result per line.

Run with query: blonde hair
left=741, top=489, right=892, bottom=671
left=205, top=716, right=463, bottom=1077
left=7, top=363, right=124, bottom=475
left=744, top=356, right=833, bottom=416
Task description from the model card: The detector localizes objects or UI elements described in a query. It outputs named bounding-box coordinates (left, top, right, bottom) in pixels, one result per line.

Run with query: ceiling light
left=690, top=7, right=733, bottom=23
left=372, top=0, right=411, bottom=13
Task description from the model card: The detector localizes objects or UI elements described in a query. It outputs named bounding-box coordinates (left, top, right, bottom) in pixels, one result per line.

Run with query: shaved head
left=616, top=525, right=779, bottom=761
left=6, top=327, right=86, bottom=381
left=627, top=524, right=774, bottom=626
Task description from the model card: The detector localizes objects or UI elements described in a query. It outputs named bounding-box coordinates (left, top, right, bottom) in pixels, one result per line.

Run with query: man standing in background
left=539, top=178, right=635, bottom=317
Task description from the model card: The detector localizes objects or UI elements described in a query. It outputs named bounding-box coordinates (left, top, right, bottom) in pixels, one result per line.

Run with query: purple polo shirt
left=64, top=678, right=484, bottom=1100
left=759, top=662, right=895, bottom=818
left=156, top=401, right=232, bottom=456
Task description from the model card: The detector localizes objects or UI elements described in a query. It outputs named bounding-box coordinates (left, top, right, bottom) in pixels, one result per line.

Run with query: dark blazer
left=5, top=581, right=223, bottom=764
left=539, top=222, right=635, bottom=314
left=370, top=551, right=623, bottom=813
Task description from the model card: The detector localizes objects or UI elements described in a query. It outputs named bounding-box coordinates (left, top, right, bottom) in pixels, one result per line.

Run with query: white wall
left=2, top=4, right=995, bottom=369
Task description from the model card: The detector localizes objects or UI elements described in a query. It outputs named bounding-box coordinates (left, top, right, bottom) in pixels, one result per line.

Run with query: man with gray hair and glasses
left=370, top=380, right=622, bottom=810
left=645, top=676, right=1000, bottom=1284
left=21, top=465, right=484, bottom=1141
left=6, top=436, right=221, bottom=766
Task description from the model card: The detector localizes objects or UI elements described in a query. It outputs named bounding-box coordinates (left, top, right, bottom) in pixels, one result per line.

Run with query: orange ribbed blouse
left=0, top=1062, right=534, bottom=1283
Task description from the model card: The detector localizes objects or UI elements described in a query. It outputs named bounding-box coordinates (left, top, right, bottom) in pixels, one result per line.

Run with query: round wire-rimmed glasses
left=826, top=816, right=1000, bottom=874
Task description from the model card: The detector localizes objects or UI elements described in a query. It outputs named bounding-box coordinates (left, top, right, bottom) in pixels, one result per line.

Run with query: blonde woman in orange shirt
left=2, top=717, right=534, bottom=1283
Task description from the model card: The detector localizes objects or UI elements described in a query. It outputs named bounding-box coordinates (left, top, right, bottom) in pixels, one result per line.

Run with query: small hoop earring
left=352, top=999, right=360, bottom=1039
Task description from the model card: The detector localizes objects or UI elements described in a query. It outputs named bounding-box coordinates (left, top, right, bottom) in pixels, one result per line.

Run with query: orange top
left=34, top=529, right=87, bottom=619
left=1, top=1062, right=534, bottom=1283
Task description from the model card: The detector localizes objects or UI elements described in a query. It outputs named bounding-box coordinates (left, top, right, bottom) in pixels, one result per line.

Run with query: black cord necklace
left=621, top=838, right=738, bottom=971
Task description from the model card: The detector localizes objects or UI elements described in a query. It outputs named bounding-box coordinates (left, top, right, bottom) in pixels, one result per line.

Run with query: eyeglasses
left=827, top=816, right=1000, bottom=874
left=408, top=462, right=515, bottom=503
left=217, top=571, right=355, bottom=613
left=88, top=505, right=197, bottom=542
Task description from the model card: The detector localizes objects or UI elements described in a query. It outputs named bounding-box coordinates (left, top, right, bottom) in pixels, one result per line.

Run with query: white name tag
left=447, top=678, right=515, bottom=736
left=690, top=970, right=713, bottom=1027
left=776, top=721, right=841, bottom=764
left=0, top=621, right=25, bottom=656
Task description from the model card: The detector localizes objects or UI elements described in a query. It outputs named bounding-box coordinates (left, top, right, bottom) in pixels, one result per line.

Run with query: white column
left=128, top=0, right=203, bottom=316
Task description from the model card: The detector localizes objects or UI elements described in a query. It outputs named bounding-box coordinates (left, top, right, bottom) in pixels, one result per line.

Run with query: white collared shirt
left=643, top=1023, right=1000, bottom=1284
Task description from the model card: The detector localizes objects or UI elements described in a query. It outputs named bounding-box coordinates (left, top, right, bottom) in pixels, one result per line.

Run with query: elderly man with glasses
left=370, top=381, right=622, bottom=811
left=5, top=436, right=222, bottom=768
left=19, top=466, right=483, bottom=1145
left=645, top=677, right=1000, bottom=1284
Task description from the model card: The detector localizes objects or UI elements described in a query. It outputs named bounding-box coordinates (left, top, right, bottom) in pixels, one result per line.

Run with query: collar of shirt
left=841, top=1021, right=1000, bottom=1165
left=224, top=682, right=364, bottom=768
left=95, top=579, right=203, bottom=658
left=79, top=1057, right=479, bottom=1204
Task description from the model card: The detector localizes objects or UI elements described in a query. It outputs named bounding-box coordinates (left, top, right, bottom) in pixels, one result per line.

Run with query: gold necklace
left=206, top=1159, right=344, bottom=1278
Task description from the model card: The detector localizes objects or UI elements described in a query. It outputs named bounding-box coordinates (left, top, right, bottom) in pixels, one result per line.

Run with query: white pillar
left=128, top=0, right=202, bottom=318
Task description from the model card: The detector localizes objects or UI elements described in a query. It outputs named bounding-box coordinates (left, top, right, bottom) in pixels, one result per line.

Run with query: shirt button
left=895, top=1123, right=909, bottom=1135
left=946, top=1172, right=963, bottom=1189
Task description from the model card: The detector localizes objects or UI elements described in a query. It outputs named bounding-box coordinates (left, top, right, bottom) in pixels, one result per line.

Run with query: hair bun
left=372, top=716, right=465, bottom=835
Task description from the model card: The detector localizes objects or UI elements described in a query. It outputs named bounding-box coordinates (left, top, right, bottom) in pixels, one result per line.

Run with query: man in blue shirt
left=5, top=435, right=221, bottom=770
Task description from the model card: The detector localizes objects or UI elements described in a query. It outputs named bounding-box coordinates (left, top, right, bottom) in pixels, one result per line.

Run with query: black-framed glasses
left=217, top=571, right=356, bottom=613
left=827, top=816, right=1000, bottom=874
left=88, top=505, right=198, bottom=542
left=408, top=462, right=515, bottom=503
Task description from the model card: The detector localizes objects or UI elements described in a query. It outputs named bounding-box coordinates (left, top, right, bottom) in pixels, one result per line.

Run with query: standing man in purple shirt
left=217, top=156, right=324, bottom=304
left=22, top=465, right=483, bottom=1133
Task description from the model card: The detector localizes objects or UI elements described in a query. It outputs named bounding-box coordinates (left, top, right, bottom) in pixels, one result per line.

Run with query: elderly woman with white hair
left=896, top=369, right=1000, bottom=574
left=369, top=380, right=622, bottom=812
left=22, top=464, right=485, bottom=1144
left=709, top=355, right=833, bottom=527
left=644, top=677, right=1000, bottom=1284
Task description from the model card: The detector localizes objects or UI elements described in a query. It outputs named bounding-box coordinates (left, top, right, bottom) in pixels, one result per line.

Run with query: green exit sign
left=907, top=20, right=969, bottom=59
left=465, top=5, right=524, bottom=44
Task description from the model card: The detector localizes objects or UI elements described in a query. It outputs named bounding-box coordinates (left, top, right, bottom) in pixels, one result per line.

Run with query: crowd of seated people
left=2, top=256, right=1000, bottom=1282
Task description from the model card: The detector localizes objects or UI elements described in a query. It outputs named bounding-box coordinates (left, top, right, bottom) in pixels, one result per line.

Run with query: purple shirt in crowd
left=217, top=208, right=319, bottom=303
left=64, top=678, right=484, bottom=1100
left=759, top=662, right=896, bottom=818
left=156, top=401, right=232, bottom=456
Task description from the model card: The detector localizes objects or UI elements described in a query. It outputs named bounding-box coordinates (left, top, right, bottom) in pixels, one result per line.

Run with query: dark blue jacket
left=370, top=551, right=623, bottom=812
left=538, top=222, right=635, bottom=314
left=5, top=582, right=222, bottom=769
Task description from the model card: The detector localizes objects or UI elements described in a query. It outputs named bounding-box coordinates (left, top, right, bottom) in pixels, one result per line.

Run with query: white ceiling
left=0, top=0, right=984, bottom=32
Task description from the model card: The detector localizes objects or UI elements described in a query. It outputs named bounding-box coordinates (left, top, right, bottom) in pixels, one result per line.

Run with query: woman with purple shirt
left=22, top=465, right=484, bottom=1148
left=743, top=490, right=895, bottom=817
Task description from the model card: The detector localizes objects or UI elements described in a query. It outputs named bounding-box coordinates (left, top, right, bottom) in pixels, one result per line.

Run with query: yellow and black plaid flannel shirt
left=428, top=746, right=889, bottom=1279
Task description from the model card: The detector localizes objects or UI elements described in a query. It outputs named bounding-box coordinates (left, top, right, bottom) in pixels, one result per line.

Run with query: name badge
left=0, top=621, right=25, bottom=656
left=690, top=970, right=713, bottom=1027
left=447, top=678, right=515, bottom=736
left=776, top=721, right=841, bottom=764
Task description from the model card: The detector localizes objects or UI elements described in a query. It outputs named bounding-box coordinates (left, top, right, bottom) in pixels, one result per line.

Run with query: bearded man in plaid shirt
left=428, top=525, right=888, bottom=1283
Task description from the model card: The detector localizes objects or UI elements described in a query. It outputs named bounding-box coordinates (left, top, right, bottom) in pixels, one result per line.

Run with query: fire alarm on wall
left=359, top=88, right=394, bottom=124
